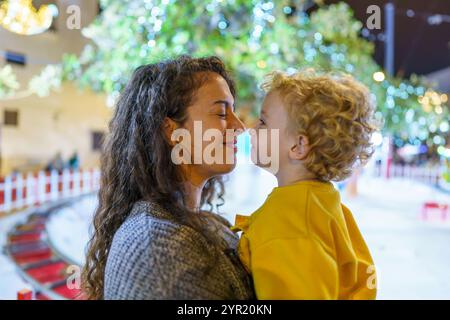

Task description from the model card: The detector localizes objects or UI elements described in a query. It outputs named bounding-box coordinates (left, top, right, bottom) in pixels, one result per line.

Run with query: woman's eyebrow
left=212, top=100, right=235, bottom=111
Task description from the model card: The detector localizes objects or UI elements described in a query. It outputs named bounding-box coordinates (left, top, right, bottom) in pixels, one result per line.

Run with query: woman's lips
left=224, top=141, right=238, bottom=153
left=223, top=135, right=238, bottom=153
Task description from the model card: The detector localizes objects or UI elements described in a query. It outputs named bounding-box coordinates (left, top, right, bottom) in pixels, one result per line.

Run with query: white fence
left=0, top=169, right=100, bottom=214
left=388, top=164, right=442, bottom=185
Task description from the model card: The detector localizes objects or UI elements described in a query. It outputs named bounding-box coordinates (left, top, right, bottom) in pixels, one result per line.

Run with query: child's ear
left=162, top=117, right=179, bottom=146
left=289, top=135, right=310, bottom=161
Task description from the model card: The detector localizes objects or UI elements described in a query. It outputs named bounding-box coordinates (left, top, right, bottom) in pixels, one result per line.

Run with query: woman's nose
left=229, top=111, right=246, bottom=133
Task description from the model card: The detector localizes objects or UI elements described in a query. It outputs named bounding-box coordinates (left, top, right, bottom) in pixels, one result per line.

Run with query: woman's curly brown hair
left=83, top=55, right=235, bottom=299
left=262, top=69, right=378, bottom=181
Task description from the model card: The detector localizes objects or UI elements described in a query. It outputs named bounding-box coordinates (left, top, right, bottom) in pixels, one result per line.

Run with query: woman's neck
left=184, top=181, right=203, bottom=212
left=182, top=166, right=209, bottom=212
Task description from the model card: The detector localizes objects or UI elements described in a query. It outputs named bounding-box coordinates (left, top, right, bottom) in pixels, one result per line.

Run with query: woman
left=83, top=55, right=255, bottom=299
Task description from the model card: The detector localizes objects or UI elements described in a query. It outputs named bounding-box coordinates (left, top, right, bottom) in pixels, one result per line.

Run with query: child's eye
left=217, top=113, right=227, bottom=119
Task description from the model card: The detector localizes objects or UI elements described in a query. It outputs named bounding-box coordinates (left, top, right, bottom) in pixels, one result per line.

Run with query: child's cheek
left=250, top=129, right=259, bottom=163
left=250, top=128, right=273, bottom=167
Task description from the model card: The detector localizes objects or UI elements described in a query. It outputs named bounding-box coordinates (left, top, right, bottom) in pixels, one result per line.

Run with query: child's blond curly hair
left=262, top=69, right=378, bottom=181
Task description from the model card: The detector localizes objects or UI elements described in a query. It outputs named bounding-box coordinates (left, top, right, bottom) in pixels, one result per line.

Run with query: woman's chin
left=210, top=162, right=237, bottom=175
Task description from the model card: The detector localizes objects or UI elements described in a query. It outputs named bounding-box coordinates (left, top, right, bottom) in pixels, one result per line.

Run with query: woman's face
left=176, top=72, right=245, bottom=183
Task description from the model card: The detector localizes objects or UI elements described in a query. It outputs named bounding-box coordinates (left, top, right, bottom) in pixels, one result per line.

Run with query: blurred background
left=0, top=0, right=449, bottom=300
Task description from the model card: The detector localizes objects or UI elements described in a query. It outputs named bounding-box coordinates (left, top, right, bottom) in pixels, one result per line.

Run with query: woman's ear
left=289, top=134, right=310, bottom=161
left=163, top=117, right=179, bottom=146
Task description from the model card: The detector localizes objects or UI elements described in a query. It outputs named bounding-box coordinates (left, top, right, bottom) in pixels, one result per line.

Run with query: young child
left=232, top=70, right=378, bottom=300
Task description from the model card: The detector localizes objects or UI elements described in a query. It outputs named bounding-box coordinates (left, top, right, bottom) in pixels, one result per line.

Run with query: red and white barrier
left=378, top=164, right=442, bottom=185
left=0, top=169, right=100, bottom=214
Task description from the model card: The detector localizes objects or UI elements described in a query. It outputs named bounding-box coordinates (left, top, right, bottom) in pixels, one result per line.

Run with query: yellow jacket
left=231, top=180, right=377, bottom=300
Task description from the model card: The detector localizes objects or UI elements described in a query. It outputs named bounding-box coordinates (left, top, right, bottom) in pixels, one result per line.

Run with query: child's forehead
left=261, top=90, right=285, bottom=114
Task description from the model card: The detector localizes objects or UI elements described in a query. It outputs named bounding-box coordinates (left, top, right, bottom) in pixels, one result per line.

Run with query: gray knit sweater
left=104, top=200, right=255, bottom=300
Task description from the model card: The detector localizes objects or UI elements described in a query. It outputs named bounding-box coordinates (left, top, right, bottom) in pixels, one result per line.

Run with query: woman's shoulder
left=105, top=201, right=209, bottom=297
left=123, top=200, right=238, bottom=248
left=104, top=200, right=249, bottom=299
left=112, top=200, right=207, bottom=251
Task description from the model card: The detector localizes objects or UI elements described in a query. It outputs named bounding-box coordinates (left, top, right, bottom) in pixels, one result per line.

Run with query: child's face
left=250, top=90, right=292, bottom=174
